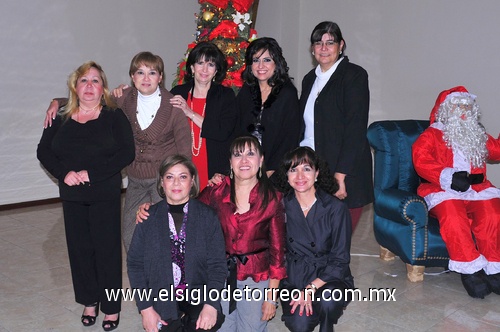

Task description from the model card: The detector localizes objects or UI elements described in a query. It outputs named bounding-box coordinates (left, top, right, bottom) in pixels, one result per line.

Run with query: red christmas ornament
left=226, top=56, right=235, bottom=67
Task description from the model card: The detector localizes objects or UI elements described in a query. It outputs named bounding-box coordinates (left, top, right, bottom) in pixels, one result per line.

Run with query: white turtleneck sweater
left=136, top=86, right=161, bottom=130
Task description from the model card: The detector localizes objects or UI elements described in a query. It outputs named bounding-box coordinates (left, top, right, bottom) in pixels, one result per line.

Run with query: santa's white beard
left=443, top=114, right=488, bottom=168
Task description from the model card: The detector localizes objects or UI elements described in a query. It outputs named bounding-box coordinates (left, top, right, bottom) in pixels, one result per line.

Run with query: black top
left=171, top=82, right=237, bottom=177
left=235, top=80, right=302, bottom=172
left=282, top=188, right=354, bottom=290
left=37, top=107, right=135, bottom=201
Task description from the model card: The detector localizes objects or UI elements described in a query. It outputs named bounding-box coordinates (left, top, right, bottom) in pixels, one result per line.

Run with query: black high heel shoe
left=81, top=302, right=99, bottom=327
left=102, top=313, right=120, bottom=331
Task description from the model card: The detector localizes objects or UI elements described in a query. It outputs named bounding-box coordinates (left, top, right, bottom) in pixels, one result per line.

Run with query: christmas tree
left=172, top=0, right=259, bottom=94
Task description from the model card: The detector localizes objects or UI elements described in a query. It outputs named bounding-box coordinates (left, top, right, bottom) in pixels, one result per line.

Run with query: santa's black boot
left=484, top=273, right=500, bottom=295
left=461, top=270, right=491, bottom=299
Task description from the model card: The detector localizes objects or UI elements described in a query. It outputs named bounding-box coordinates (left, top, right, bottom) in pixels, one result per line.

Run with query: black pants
left=62, top=199, right=122, bottom=314
left=160, top=301, right=225, bottom=332
left=281, top=281, right=347, bottom=332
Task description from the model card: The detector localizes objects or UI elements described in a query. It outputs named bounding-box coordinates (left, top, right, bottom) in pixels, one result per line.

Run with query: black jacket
left=300, top=57, right=373, bottom=208
left=127, top=198, right=227, bottom=320
left=171, top=82, right=236, bottom=176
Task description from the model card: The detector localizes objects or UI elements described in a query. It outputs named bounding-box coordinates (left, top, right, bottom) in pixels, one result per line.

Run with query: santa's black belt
left=469, top=173, right=484, bottom=184
left=226, top=248, right=268, bottom=313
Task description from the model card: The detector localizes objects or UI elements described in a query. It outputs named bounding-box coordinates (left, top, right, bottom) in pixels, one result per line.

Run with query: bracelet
left=309, top=282, right=318, bottom=291
left=266, top=299, right=279, bottom=307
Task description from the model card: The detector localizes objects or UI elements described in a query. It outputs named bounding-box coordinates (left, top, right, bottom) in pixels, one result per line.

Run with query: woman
left=277, top=147, right=354, bottom=332
left=37, top=61, right=135, bottom=331
left=299, top=21, right=373, bottom=231
left=170, top=41, right=237, bottom=188
left=236, top=37, right=301, bottom=181
left=127, top=155, right=226, bottom=332
left=136, top=136, right=286, bottom=331
left=198, top=135, right=286, bottom=331
left=44, top=52, right=191, bottom=252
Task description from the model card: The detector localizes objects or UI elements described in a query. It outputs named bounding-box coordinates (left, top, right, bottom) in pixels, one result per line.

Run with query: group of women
left=38, top=20, right=372, bottom=332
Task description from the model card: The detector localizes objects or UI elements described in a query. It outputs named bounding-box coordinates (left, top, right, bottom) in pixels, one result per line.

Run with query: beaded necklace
left=189, top=94, right=206, bottom=157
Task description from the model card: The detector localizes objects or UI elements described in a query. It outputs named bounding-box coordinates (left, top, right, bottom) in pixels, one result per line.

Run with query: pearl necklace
left=300, top=198, right=317, bottom=211
left=189, top=95, right=206, bottom=157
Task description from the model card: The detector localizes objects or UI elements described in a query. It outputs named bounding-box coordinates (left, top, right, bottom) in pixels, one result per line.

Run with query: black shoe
left=461, top=270, right=491, bottom=299
left=81, top=302, right=99, bottom=327
left=484, top=272, right=500, bottom=295
left=102, top=314, right=120, bottom=331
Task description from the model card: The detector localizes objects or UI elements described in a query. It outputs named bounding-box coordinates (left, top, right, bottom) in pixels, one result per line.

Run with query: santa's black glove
left=451, top=171, right=470, bottom=192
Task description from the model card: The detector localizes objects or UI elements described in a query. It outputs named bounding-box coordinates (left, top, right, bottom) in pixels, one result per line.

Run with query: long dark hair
left=276, top=146, right=338, bottom=195
left=229, top=136, right=277, bottom=210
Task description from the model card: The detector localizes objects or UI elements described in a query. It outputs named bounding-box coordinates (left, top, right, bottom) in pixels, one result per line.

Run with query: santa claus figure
left=412, top=86, right=500, bottom=298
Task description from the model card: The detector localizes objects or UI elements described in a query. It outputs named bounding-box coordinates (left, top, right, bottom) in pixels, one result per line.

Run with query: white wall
left=255, top=0, right=500, bottom=186
left=4, top=0, right=500, bottom=205
left=0, top=1, right=199, bottom=205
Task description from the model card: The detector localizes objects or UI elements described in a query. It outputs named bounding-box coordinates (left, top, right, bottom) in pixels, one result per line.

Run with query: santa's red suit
left=412, top=86, right=500, bottom=298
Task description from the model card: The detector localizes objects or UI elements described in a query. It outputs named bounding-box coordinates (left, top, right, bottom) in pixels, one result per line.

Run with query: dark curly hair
left=276, top=146, right=338, bottom=195
left=242, top=37, right=290, bottom=89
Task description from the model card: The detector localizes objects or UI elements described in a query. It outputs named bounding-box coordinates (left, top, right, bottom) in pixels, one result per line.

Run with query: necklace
left=77, top=104, right=101, bottom=122
left=300, top=198, right=317, bottom=211
left=189, top=95, right=206, bottom=157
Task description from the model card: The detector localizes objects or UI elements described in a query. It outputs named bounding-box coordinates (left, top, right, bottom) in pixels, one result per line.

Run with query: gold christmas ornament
left=202, top=10, right=214, bottom=21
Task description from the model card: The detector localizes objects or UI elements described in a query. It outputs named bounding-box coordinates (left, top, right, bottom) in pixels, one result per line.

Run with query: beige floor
left=1, top=202, right=500, bottom=332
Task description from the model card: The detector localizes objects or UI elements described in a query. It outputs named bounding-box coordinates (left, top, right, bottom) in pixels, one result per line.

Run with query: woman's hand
left=112, top=84, right=129, bottom=98
left=64, top=171, right=86, bottom=186
left=261, top=300, right=277, bottom=321
left=289, top=289, right=314, bottom=317
left=334, top=172, right=347, bottom=200
left=207, top=173, right=225, bottom=187
left=196, top=304, right=218, bottom=330
left=135, top=202, right=151, bottom=224
left=170, top=95, right=190, bottom=113
left=44, top=99, right=59, bottom=128
left=141, top=307, right=168, bottom=332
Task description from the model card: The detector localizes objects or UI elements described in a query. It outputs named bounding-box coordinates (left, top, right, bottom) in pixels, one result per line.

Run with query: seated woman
left=127, top=155, right=226, bottom=332
left=276, top=146, right=354, bottom=332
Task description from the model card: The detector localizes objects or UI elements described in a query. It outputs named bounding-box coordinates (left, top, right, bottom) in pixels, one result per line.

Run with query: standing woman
left=198, top=136, right=286, bottom=331
left=236, top=37, right=301, bottom=181
left=43, top=51, right=191, bottom=252
left=37, top=61, right=135, bottom=330
left=170, top=41, right=237, bottom=188
left=299, top=21, right=373, bottom=231
left=277, top=147, right=353, bottom=332
left=127, top=155, right=226, bottom=332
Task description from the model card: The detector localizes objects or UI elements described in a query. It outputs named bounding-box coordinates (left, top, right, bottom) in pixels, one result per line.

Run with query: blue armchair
left=367, top=120, right=449, bottom=282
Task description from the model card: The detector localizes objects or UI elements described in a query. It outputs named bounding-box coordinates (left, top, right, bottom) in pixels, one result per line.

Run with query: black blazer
left=300, top=57, right=373, bottom=208
left=282, top=188, right=354, bottom=290
left=236, top=80, right=301, bottom=171
left=171, top=82, right=237, bottom=176
left=127, top=199, right=227, bottom=320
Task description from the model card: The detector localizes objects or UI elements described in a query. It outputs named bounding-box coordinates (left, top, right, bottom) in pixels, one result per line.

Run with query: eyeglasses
left=313, top=40, right=338, bottom=48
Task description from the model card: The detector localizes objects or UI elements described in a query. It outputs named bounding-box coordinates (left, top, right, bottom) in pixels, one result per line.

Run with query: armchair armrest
left=374, top=188, right=429, bottom=228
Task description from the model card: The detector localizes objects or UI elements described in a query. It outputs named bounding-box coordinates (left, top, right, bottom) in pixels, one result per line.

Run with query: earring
left=312, top=51, right=315, bottom=55
left=230, top=168, right=233, bottom=179
left=259, top=167, right=262, bottom=178
left=315, top=178, right=318, bottom=182
left=339, top=51, right=342, bottom=55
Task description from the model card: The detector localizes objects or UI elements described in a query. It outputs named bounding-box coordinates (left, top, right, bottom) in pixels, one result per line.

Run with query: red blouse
left=198, top=177, right=287, bottom=282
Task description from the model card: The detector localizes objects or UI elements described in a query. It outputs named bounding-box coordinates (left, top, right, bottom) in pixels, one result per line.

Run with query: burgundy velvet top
left=198, top=177, right=287, bottom=282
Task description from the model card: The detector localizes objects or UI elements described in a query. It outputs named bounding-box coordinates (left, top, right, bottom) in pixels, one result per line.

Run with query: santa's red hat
left=430, top=86, right=469, bottom=123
